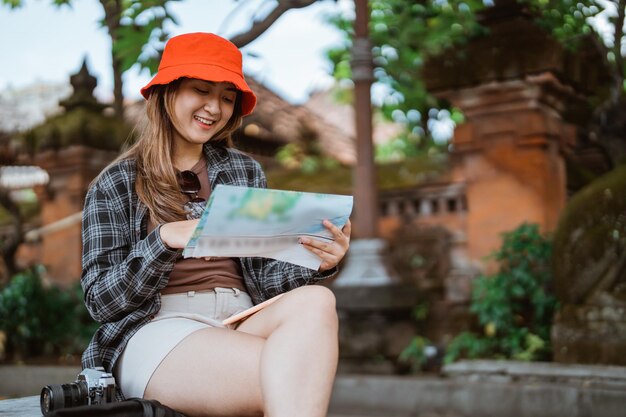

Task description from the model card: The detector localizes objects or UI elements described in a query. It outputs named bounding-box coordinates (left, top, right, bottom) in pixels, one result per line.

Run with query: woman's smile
left=193, top=115, right=216, bottom=130
left=193, top=115, right=217, bottom=128
left=172, top=78, right=236, bottom=145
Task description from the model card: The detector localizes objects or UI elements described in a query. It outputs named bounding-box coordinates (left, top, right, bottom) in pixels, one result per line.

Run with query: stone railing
left=380, top=183, right=467, bottom=219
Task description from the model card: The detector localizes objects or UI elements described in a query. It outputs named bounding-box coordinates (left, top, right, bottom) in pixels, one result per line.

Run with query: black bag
left=44, top=398, right=187, bottom=417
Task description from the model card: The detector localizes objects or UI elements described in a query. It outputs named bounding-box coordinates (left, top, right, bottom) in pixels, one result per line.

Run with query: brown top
left=150, top=156, right=246, bottom=295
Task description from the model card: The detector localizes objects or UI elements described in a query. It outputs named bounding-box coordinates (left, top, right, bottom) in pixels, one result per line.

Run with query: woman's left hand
left=300, top=219, right=351, bottom=272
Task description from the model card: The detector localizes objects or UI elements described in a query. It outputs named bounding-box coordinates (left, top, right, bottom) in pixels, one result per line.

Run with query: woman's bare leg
left=237, top=285, right=339, bottom=417
left=144, top=327, right=265, bottom=416
left=144, top=285, right=338, bottom=417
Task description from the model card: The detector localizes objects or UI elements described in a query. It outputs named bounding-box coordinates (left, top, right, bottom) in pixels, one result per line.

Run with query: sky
left=0, top=0, right=351, bottom=104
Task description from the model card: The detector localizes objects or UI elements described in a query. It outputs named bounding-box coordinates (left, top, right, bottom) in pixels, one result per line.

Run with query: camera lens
left=40, top=382, right=89, bottom=414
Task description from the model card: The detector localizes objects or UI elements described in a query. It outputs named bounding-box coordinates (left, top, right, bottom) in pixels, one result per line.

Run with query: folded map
left=183, top=185, right=354, bottom=270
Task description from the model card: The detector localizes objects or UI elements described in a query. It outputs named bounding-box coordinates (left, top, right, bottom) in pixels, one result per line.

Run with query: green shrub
left=399, top=335, right=433, bottom=373
left=445, top=223, right=558, bottom=363
left=398, top=302, right=435, bottom=373
left=0, top=266, right=97, bottom=361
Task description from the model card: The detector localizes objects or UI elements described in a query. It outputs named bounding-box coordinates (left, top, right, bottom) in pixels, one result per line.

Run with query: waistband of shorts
left=162, top=287, right=247, bottom=298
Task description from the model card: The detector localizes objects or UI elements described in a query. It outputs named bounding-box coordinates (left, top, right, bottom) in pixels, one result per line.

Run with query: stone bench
left=0, top=396, right=40, bottom=417
left=3, top=362, right=626, bottom=417
left=0, top=365, right=80, bottom=417
left=0, top=394, right=382, bottom=417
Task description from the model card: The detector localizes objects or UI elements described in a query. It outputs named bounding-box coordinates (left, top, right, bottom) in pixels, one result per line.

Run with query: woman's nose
left=203, top=96, right=221, bottom=116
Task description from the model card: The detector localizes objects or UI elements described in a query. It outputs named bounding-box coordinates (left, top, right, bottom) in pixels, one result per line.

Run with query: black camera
left=40, top=367, right=117, bottom=414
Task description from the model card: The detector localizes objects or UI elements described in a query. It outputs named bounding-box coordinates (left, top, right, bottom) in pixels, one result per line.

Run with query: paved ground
left=0, top=396, right=460, bottom=417
left=330, top=412, right=461, bottom=417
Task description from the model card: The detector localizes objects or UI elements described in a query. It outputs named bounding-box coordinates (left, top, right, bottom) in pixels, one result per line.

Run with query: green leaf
left=1, top=0, right=24, bottom=8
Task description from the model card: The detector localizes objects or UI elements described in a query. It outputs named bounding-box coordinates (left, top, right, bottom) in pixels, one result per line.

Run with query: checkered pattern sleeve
left=81, top=166, right=180, bottom=324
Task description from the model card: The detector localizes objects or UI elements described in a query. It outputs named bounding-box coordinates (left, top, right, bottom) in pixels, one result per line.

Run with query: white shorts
left=115, top=287, right=253, bottom=399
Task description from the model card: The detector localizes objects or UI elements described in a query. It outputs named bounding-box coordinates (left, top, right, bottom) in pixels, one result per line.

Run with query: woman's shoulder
left=224, top=147, right=263, bottom=170
left=205, top=143, right=263, bottom=172
left=91, top=158, right=137, bottom=193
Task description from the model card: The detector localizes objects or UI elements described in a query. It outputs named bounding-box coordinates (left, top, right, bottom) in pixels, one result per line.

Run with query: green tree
left=525, top=0, right=625, bottom=105
left=527, top=0, right=626, bottom=166
left=328, top=0, right=486, bottom=153
left=327, top=0, right=625, bottom=159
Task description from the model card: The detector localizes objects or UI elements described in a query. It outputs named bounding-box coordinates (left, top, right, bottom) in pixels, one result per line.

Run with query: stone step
left=3, top=362, right=626, bottom=417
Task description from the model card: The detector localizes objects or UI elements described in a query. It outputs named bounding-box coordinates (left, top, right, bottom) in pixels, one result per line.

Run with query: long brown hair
left=114, top=78, right=244, bottom=224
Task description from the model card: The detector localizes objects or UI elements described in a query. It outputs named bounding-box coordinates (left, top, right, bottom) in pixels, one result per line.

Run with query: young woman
left=80, top=32, right=351, bottom=417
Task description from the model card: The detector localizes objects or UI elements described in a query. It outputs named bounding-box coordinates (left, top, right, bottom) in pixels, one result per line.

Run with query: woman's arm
left=81, top=185, right=180, bottom=323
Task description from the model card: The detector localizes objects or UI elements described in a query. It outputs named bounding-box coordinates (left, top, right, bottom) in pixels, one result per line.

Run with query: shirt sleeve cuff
left=148, top=224, right=182, bottom=262
left=312, top=265, right=338, bottom=281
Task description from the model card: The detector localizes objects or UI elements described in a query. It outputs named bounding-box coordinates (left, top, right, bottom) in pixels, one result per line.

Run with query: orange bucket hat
left=140, top=32, right=257, bottom=116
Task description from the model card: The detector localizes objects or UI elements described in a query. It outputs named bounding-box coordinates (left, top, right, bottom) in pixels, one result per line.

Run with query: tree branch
left=230, top=0, right=318, bottom=48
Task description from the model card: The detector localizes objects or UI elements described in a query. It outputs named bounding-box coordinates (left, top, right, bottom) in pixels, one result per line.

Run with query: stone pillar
left=440, top=74, right=574, bottom=271
left=415, top=0, right=618, bottom=367
left=21, top=60, right=128, bottom=285
left=35, top=146, right=117, bottom=284
left=422, top=0, right=607, bottom=272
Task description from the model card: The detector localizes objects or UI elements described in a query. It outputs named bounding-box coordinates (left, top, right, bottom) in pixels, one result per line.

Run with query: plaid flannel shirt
left=81, top=144, right=336, bottom=380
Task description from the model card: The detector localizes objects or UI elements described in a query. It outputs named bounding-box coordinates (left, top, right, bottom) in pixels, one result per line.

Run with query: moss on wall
left=0, top=198, right=39, bottom=227
left=266, top=154, right=447, bottom=194
left=553, top=164, right=626, bottom=304
left=19, top=108, right=130, bottom=153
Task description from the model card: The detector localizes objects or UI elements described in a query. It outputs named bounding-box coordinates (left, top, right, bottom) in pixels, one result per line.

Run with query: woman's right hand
left=159, top=219, right=200, bottom=249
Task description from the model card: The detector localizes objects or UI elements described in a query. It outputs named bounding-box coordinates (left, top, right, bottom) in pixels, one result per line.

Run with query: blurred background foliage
left=444, top=223, right=557, bottom=363
left=0, top=266, right=96, bottom=364
left=397, top=223, right=557, bottom=369
left=269, top=153, right=447, bottom=193
left=325, top=0, right=625, bottom=161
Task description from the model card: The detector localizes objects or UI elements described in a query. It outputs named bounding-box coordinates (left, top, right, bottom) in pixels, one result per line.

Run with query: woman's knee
left=288, top=286, right=337, bottom=323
